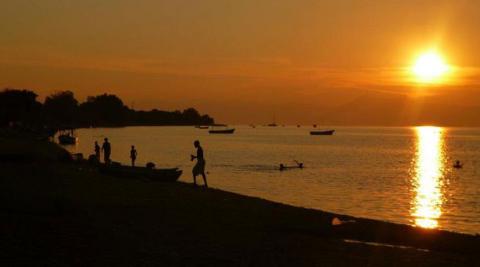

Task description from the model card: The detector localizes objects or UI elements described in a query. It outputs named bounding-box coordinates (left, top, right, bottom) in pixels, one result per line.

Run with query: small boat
left=58, top=129, right=78, bottom=145
left=99, top=164, right=182, bottom=182
left=310, top=130, right=335, bottom=135
left=279, top=161, right=304, bottom=171
left=209, top=128, right=235, bottom=134
left=268, top=113, right=278, bottom=127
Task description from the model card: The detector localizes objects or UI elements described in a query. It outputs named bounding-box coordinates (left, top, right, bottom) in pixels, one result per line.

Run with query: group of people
left=93, top=138, right=208, bottom=187
left=94, top=138, right=137, bottom=166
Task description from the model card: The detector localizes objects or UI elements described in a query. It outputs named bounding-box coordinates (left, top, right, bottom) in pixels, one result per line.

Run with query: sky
left=1, top=0, right=480, bottom=125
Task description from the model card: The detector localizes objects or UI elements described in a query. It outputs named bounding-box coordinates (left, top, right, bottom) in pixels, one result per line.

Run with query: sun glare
left=412, top=51, right=449, bottom=83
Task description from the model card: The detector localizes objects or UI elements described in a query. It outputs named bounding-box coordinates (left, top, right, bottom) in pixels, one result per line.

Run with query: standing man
left=130, top=145, right=137, bottom=167
left=191, top=140, right=208, bottom=188
left=94, top=141, right=101, bottom=160
left=102, top=138, right=111, bottom=164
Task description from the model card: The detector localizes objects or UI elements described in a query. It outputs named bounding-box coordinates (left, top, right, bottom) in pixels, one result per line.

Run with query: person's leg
left=202, top=173, right=208, bottom=188
left=192, top=173, right=197, bottom=186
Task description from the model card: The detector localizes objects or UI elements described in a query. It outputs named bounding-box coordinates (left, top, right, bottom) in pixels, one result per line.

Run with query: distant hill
left=319, top=91, right=480, bottom=126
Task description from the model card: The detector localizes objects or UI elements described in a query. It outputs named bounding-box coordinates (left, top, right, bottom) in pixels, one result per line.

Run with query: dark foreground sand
left=1, top=137, right=479, bottom=266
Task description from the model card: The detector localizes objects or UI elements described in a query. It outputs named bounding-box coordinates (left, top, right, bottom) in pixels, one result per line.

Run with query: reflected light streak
left=411, top=126, right=445, bottom=229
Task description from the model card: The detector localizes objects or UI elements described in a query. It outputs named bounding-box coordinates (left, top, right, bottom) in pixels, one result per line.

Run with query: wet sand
left=1, top=137, right=479, bottom=266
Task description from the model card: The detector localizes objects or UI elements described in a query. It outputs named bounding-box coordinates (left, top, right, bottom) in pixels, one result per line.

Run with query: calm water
left=64, top=126, right=480, bottom=234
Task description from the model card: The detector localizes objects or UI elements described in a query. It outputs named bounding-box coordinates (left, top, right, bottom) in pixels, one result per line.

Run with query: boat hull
left=209, top=129, right=235, bottom=134
left=310, top=130, right=335, bottom=135
left=99, top=165, right=182, bottom=182
left=58, top=135, right=77, bottom=144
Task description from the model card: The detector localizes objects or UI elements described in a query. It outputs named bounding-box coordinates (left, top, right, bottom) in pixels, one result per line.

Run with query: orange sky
left=1, top=0, right=480, bottom=125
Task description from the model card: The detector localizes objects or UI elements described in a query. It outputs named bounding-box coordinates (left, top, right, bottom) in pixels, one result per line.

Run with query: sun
left=412, top=51, right=449, bottom=83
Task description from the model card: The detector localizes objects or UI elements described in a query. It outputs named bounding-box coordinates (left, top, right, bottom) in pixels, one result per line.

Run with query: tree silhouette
left=44, top=91, right=78, bottom=126
left=0, top=88, right=215, bottom=128
left=79, top=94, right=129, bottom=126
left=0, top=88, right=42, bottom=127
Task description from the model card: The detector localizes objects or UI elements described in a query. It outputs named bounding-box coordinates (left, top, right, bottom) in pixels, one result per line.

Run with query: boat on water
left=267, top=113, right=279, bottom=127
left=279, top=161, right=304, bottom=171
left=58, top=129, right=78, bottom=145
left=310, top=130, right=335, bottom=135
left=209, top=128, right=235, bottom=134
left=99, top=164, right=182, bottom=182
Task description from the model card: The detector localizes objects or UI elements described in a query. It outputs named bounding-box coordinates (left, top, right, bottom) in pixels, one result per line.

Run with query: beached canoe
left=58, top=134, right=77, bottom=145
left=209, top=128, right=235, bottom=134
left=99, top=165, right=182, bottom=182
left=310, top=130, right=335, bottom=136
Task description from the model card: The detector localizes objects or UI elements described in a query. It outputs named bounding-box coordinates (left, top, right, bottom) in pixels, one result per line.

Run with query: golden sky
left=1, top=0, right=480, bottom=124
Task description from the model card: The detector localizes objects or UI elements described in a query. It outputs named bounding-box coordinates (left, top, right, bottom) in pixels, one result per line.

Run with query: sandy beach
left=1, top=136, right=479, bottom=266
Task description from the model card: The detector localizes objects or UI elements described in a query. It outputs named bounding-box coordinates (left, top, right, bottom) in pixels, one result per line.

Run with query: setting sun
left=412, top=51, right=450, bottom=83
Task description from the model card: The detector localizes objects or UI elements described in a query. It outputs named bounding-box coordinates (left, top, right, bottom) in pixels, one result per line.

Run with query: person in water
left=130, top=145, right=137, bottom=167
left=102, top=138, right=111, bottom=164
left=94, top=141, right=101, bottom=160
left=191, top=140, right=208, bottom=187
left=454, top=160, right=463, bottom=168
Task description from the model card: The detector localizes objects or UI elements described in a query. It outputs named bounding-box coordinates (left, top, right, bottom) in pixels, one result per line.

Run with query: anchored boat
left=58, top=129, right=78, bottom=145
left=310, top=130, right=335, bottom=135
left=209, top=128, right=235, bottom=134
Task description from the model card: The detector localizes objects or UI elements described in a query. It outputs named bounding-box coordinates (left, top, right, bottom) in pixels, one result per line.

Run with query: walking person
left=94, top=141, right=101, bottom=160
left=102, top=138, right=111, bottom=164
left=191, top=140, right=208, bottom=188
left=130, top=145, right=137, bottom=167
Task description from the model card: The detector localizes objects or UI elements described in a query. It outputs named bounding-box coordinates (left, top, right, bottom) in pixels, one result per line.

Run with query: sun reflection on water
left=411, top=126, right=446, bottom=229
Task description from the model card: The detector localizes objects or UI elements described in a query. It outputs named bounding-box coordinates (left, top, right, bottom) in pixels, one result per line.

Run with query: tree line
left=0, top=88, right=215, bottom=129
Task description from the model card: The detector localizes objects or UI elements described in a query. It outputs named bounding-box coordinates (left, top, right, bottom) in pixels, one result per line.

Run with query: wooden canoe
left=99, top=165, right=182, bottom=182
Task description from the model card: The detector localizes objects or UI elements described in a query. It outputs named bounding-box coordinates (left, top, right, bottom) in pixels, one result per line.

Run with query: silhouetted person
left=454, top=160, right=463, bottom=169
left=191, top=140, right=208, bottom=187
left=94, top=141, right=100, bottom=160
left=102, top=138, right=111, bottom=164
left=130, top=145, right=137, bottom=167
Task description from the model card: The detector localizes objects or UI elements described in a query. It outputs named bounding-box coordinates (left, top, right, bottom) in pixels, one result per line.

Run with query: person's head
left=194, top=140, right=200, bottom=148
left=95, top=141, right=98, bottom=144
left=104, top=138, right=108, bottom=142
left=131, top=145, right=135, bottom=149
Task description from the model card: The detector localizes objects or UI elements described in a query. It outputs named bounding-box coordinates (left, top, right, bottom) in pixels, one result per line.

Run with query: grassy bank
left=1, top=136, right=479, bottom=266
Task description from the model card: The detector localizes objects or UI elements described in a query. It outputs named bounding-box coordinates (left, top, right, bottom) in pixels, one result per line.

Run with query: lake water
left=63, top=126, right=480, bottom=234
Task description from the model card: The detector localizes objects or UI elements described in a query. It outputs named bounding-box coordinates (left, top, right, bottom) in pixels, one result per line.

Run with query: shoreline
left=1, top=137, right=479, bottom=266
